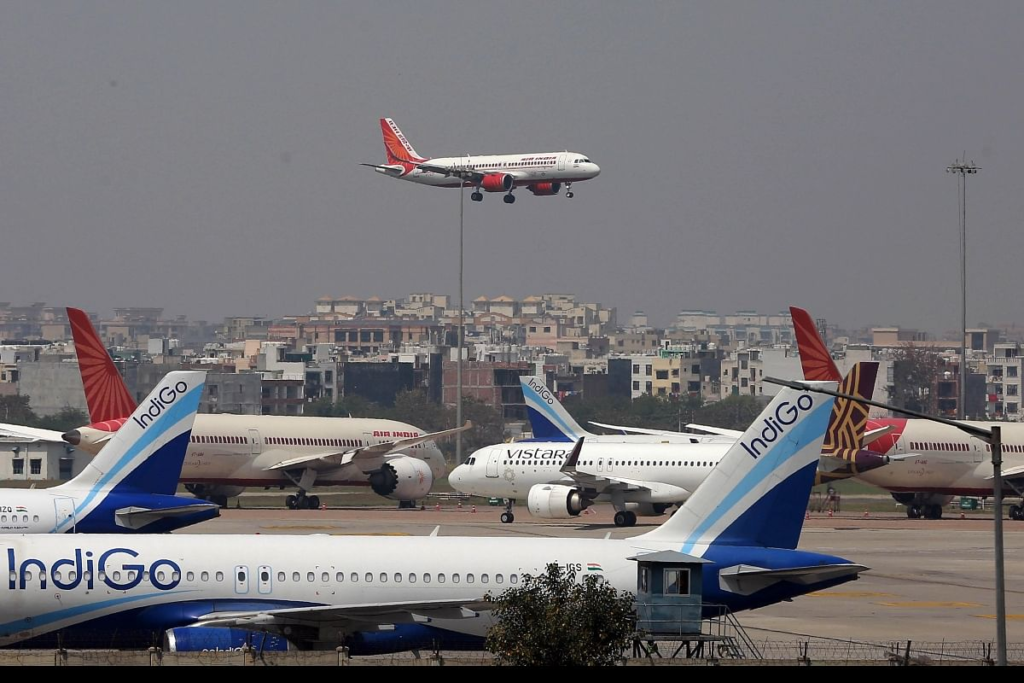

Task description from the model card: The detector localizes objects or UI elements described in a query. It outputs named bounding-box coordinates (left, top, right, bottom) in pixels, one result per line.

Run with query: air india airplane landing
left=362, top=118, right=600, bottom=203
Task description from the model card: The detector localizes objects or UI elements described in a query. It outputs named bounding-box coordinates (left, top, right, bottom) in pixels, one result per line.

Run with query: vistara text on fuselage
left=363, top=118, right=600, bottom=204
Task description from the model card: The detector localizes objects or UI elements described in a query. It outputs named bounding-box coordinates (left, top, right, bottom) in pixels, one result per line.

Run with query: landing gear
left=286, top=493, right=321, bottom=510
left=503, top=193, right=516, bottom=204
left=614, top=510, right=637, bottom=527
left=471, top=191, right=483, bottom=202
left=1010, top=504, right=1024, bottom=521
left=924, top=504, right=943, bottom=520
left=398, top=500, right=417, bottom=510
left=210, top=495, right=229, bottom=508
left=565, top=182, right=575, bottom=199
left=906, top=505, right=922, bottom=519
left=500, top=499, right=515, bottom=523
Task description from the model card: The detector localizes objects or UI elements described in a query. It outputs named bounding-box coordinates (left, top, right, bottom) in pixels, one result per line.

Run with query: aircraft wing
left=413, top=162, right=526, bottom=184
left=684, top=424, right=744, bottom=439
left=718, top=563, right=869, bottom=596
left=193, top=598, right=491, bottom=629
left=988, top=464, right=1024, bottom=481
left=862, top=425, right=895, bottom=446
left=588, top=422, right=693, bottom=439
left=557, top=438, right=688, bottom=499
left=0, top=422, right=67, bottom=443
left=264, top=421, right=473, bottom=473
left=114, top=503, right=221, bottom=531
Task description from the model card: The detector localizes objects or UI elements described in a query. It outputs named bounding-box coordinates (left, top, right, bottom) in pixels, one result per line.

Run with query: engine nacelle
left=527, top=182, right=561, bottom=196
left=185, top=484, right=246, bottom=502
left=480, top=173, right=514, bottom=192
left=527, top=484, right=590, bottom=519
left=368, top=456, right=434, bottom=501
left=164, top=628, right=291, bottom=653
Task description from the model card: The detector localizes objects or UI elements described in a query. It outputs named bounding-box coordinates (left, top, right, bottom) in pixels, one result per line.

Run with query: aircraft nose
left=62, top=429, right=81, bottom=446
left=590, top=163, right=601, bottom=177
left=449, top=465, right=464, bottom=486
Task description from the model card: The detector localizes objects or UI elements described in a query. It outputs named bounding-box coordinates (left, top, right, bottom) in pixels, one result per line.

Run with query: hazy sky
left=2, top=2, right=1022, bottom=333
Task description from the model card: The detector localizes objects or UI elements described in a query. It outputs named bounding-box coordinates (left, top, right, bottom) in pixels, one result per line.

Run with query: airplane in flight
left=450, top=367, right=884, bottom=526
left=790, top=305, right=1024, bottom=520
left=362, top=118, right=600, bottom=203
left=0, top=371, right=218, bottom=533
left=0, top=383, right=867, bottom=651
left=8, top=308, right=469, bottom=511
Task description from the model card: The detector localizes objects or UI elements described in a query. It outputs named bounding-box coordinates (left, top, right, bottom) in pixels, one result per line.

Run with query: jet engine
left=185, top=484, right=246, bottom=507
left=527, top=182, right=561, bottom=196
left=368, top=456, right=434, bottom=500
left=164, top=628, right=291, bottom=653
left=480, top=173, right=515, bottom=192
left=527, top=484, right=590, bottom=519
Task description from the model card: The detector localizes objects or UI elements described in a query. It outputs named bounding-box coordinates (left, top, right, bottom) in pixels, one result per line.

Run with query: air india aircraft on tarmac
left=0, top=309, right=469, bottom=511
left=791, top=305, right=1024, bottom=520
left=362, top=118, right=600, bottom=203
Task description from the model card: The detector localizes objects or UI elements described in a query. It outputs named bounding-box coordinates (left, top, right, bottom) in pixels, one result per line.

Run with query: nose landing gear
left=565, top=182, right=575, bottom=198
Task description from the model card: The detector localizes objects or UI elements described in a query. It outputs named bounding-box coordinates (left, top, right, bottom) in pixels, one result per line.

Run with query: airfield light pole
left=765, top=376, right=1008, bottom=666
left=456, top=176, right=465, bottom=465
left=946, top=159, right=980, bottom=419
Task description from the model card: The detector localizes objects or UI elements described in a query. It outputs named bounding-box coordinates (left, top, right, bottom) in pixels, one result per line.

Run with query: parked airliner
left=450, top=368, right=885, bottom=526
left=0, top=371, right=217, bottom=533
left=0, top=383, right=866, bottom=651
left=54, top=308, right=468, bottom=510
left=791, top=305, right=1024, bottom=520
left=362, top=118, right=600, bottom=203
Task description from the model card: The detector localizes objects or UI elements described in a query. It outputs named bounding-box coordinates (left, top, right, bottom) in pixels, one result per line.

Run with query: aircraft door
left=486, top=450, right=501, bottom=478
left=597, top=458, right=604, bottom=473
left=53, top=497, right=76, bottom=532
left=257, top=565, right=273, bottom=594
left=558, top=153, right=566, bottom=172
left=234, top=565, right=250, bottom=594
left=249, top=429, right=261, bottom=456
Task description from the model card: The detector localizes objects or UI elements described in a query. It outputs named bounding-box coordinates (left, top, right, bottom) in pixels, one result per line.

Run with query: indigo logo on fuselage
left=7, top=547, right=181, bottom=591
left=132, top=380, right=189, bottom=430
left=740, top=395, right=815, bottom=460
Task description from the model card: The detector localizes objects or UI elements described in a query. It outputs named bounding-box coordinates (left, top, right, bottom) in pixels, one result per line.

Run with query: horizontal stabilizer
left=114, top=503, right=220, bottom=531
left=718, top=563, right=868, bottom=596
left=360, top=163, right=406, bottom=177
left=862, top=425, right=895, bottom=445
left=0, top=423, right=66, bottom=443
left=195, top=598, right=491, bottom=629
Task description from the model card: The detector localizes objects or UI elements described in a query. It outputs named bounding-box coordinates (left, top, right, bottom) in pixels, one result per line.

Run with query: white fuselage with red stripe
left=388, top=152, right=600, bottom=188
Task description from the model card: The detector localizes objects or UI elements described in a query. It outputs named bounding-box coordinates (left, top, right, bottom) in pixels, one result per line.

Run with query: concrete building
left=0, top=437, right=87, bottom=481
left=442, top=360, right=529, bottom=422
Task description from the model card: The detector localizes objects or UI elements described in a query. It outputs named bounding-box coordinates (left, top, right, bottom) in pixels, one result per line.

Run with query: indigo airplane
left=450, top=369, right=887, bottom=525
left=0, top=371, right=218, bottom=534
left=0, top=383, right=867, bottom=650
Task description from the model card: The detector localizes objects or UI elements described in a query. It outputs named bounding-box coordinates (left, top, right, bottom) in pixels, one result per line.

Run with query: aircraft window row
left=910, top=442, right=972, bottom=452
left=271, top=571, right=517, bottom=585
left=0, top=515, right=37, bottom=523
left=503, top=460, right=712, bottom=468
left=265, top=437, right=363, bottom=447
left=191, top=435, right=249, bottom=445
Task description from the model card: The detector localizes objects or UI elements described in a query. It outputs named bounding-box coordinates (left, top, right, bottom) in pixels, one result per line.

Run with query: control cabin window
left=664, top=568, right=689, bottom=595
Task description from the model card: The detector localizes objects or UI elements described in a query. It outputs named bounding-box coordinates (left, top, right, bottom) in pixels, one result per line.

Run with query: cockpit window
left=583, top=158, right=591, bottom=163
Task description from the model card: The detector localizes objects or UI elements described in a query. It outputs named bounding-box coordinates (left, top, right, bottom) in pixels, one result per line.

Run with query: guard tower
left=629, top=551, right=760, bottom=660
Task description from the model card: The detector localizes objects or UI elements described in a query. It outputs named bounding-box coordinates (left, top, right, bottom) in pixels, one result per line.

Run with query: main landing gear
left=503, top=192, right=516, bottom=204
left=565, top=182, right=575, bottom=199
left=614, top=510, right=638, bottom=527
left=471, top=191, right=483, bottom=202
left=500, top=499, right=516, bottom=523
left=1009, top=504, right=1024, bottom=521
left=286, top=492, right=321, bottom=510
left=906, top=504, right=943, bottom=520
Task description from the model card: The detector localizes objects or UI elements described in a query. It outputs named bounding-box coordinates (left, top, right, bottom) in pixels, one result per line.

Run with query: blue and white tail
left=520, top=375, right=592, bottom=441
left=57, top=371, right=205, bottom=497
left=635, top=383, right=836, bottom=554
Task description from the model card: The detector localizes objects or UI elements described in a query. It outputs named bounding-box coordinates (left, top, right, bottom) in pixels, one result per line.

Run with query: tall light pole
left=767, top=376, right=1008, bottom=666
left=947, top=159, right=980, bottom=418
left=456, top=177, right=465, bottom=465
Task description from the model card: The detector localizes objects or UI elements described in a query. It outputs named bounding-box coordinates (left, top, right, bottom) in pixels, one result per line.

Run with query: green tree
left=693, top=394, right=765, bottom=431
left=34, top=407, right=89, bottom=432
left=0, top=395, right=37, bottom=424
left=485, top=562, right=635, bottom=666
left=891, top=343, right=944, bottom=414
left=459, top=397, right=505, bottom=454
